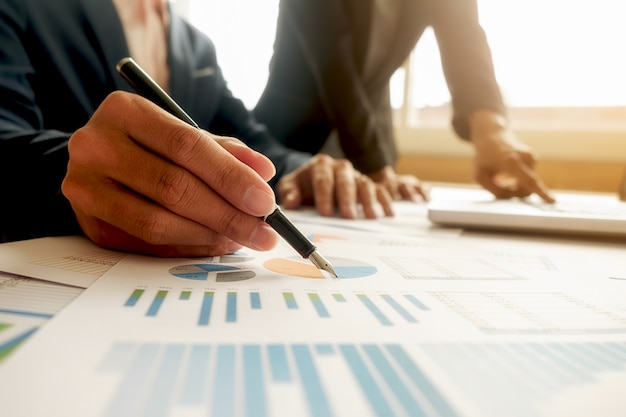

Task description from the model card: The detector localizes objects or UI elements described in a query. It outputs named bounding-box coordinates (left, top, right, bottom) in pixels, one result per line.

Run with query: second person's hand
left=277, top=154, right=394, bottom=219
left=368, top=165, right=430, bottom=202
left=470, top=110, right=555, bottom=203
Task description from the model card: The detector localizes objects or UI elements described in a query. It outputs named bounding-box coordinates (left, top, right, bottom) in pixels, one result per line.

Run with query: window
left=402, top=0, right=626, bottom=132
left=174, top=1, right=626, bottom=161
left=172, top=0, right=279, bottom=109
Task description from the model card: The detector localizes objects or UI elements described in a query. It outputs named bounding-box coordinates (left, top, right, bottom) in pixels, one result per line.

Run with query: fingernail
left=243, top=186, right=275, bottom=215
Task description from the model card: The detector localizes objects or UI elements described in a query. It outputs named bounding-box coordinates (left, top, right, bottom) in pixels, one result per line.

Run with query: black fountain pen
left=116, top=57, right=337, bottom=277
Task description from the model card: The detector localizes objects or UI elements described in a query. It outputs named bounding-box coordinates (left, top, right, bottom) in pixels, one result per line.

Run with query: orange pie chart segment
left=264, top=257, right=325, bottom=278
left=264, top=257, right=378, bottom=279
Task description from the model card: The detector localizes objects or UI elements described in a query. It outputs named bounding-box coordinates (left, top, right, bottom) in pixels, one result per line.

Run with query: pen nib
left=308, top=251, right=338, bottom=278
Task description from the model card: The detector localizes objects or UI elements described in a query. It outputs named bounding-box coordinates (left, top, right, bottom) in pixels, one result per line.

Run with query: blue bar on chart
left=198, top=292, right=214, bottom=326
left=250, top=292, right=261, bottom=309
left=403, top=294, right=430, bottom=311
left=0, top=327, right=38, bottom=360
left=421, top=341, right=626, bottom=417
left=332, top=293, right=346, bottom=302
left=357, top=294, right=392, bottom=326
left=226, top=292, right=237, bottom=323
left=267, top=344, right=291, bottom=382
left=308, top=293, right=330, bottom=318
left=101, top=343, right=160, bottom=417
left=362, top=344, right=426, bottom=416
left=179, top=345, right=210, bottom=405
left=98, top=342, right=460, bottom=417
left=0, top=309, right=53, bottom=319
left=122, top=289, right=429, bottom=328
left=339, top=344, right=395, bottom=416
left=146, top=290, right=168, bottom=317
left=243, top=345, right=267, bottom=417
left=283, top=292, right=298, bottom=309
left=291, top=345, right=334, bottom=417
left=212, top=345, right=236, bottom=417
left=380, top=294, right=417, bottom=323
left=142, top=344, right=185, bottom=417
left=387, top=344, right=459, bottom=417
left=124, top=289, right=144, bottom=307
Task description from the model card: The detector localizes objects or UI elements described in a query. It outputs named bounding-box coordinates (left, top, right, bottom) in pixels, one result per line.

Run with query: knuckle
left=335, top=158, right=354, bottom=171
left=164, top=125, right=206, bottom=166
left=157, top=167, right=193, bottom=209
left=313, top=153, right=334, bottom=167
left=60, top=176, right=78, bottom=201
left=213, top=208, right=241, bottom=237
left=67, top=127, right=92, bottom=156
left=99, top=91, right=130, bottom=115
left=134, top=211, right=170, bottom=245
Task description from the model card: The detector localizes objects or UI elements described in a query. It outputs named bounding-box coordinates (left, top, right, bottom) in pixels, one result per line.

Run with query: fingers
left=333, top=159, right=359, bottom=218
left=96, top=92, right=277, bottom=217
left=310, top=155, right=338, bottom=216
left=475, top=154, right=555, bottom=203
left=278, top=154, right=395, bottom=219
left=214, top=135, right=276, bottom=182
left=368, top=167, right=430, bottom=203
left=390, top=176, right=431, bottom=202
left=63, top=158, right=279, bottom=254
left=376, top=185, right=395, bottom=217
left=63, top=92, right=282, bottom=257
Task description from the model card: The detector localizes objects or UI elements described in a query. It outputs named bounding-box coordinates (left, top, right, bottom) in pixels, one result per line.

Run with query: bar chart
left=380, top=256, right=525, bottom=280
left=430, top=291, right=626, bottom=334
left=30, top=249, right=125, bottom=276
left=98, top=341, right=458, bottom=417
left=0, top=273, right=82, bottom=361
left=421, top=341, right=626, bottom=417
left=123, top=288, right=430, bottom=327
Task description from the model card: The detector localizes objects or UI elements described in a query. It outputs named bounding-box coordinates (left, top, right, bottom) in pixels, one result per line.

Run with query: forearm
left=430, top=0, right=506, bottom=140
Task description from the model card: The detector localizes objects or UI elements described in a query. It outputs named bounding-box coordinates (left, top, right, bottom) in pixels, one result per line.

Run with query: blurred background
left=172, top=0, right=626, bottom=192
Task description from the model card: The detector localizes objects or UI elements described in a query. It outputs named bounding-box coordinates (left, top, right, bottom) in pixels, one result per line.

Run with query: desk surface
left=1, top=186, right=626, bottom=417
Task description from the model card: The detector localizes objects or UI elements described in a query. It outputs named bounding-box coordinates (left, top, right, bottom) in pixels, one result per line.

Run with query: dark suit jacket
left=254, top=0, right=506, bottom=174
left=0, top=0, right=309, bottom=242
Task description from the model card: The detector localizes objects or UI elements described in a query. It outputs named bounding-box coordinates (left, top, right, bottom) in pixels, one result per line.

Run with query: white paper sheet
left=0, top=272, right=83, bottom=361
left=0, top=236, right=126, bottom=288
left=1, top=214, right=625, bottom=417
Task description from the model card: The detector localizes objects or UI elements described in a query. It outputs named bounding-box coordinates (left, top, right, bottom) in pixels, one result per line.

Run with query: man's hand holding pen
left=63, top=91, right=280, bottom=258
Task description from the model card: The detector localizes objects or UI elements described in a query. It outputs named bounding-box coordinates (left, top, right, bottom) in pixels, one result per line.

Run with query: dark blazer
left=0, top=0, right=309, bottom=242
left=254, top=0, right=506, bottom=174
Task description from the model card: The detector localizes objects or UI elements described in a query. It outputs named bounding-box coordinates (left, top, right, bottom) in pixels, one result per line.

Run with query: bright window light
left=175, top=0, right=626, bottom=121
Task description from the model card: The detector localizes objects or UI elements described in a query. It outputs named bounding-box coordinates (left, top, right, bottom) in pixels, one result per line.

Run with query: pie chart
left=208, top=252, right=254, bottom=263
left=169, top=264, right=255, bottom=282
left=263, top=257, right=377, bottom=279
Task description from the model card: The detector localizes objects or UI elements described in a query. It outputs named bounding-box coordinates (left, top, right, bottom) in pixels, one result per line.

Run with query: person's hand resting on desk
left=277, top=154, right=395, bottom=219
left=368, top=165, right=431, bottom=203
left=62, top=92, right=280, bottom=258
left=469, top=110, right=556, bottom=203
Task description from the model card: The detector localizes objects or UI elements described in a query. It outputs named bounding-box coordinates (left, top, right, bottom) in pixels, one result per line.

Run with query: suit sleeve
left=428, top=0, right=507, bottom=140
left=209, top=84, right=312, bottom=190
left=256, top=0, right=397, bottom=175
left=0, top=1, right=81, bottom=242
left=174, top=21, right=313, bottom=191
